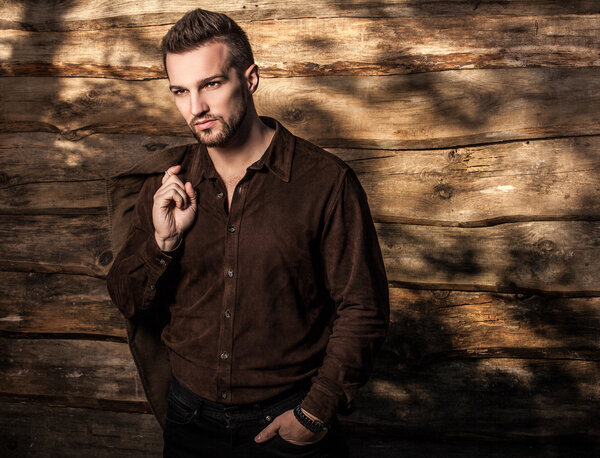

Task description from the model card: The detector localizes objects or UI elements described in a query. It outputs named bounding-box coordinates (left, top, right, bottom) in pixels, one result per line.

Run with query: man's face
left=166, top=41, right=249, bottom=147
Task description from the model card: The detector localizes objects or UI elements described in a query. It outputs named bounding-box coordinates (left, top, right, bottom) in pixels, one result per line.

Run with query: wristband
left=293, top=404, right=329, bottom=433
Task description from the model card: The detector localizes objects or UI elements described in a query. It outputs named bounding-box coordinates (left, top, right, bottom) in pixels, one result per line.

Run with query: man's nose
left=190, top=93, right=209, bottom=117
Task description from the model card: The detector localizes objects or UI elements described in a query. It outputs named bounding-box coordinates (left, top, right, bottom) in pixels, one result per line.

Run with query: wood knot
left=0, top=171, right=9, bottom=186
left=283, top=107, right=304, bottom=123
left=535, top=239, right=556, bottom=253
left=434, top=183, right=453, bottom=200
left=98, top=251, right=113, bottom=266
left=143, top=142, right=168, bottom=152
left=447, top=149, right=461, bottom=162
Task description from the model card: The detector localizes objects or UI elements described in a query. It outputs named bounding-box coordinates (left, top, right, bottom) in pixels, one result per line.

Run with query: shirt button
left=221, top=391, right=228, bottom=399
left=265, top=415, right=273, bottom=422
left=227, top=225, right=235, bottom=233
left=226, top=269, right=234, bottom=278
left=220, top=351, right=229, bottom=360
left=149, top=285, right=155, bottom=290
left=158, top=259, right=166, bottom=265
left=217, top=192, right=224, bottom=198
left=224, top=310, right=231, bottom=319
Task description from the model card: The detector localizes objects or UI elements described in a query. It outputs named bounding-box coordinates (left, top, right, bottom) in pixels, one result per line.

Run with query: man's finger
left=185, top=182, right=197, bottom=206
left=162, top=164, right=182, bottom=184
left=158, top=188, right=186, bottom=209
left=254, top=418, right=279, bottom=443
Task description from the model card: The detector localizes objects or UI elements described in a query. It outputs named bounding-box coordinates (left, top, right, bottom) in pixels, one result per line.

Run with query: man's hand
left=254, top=408, right=328, bottom=446
left=152, top=164, right=197, bottom=251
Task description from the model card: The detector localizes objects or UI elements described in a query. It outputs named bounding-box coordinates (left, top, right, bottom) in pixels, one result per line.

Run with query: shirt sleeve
left=106, top=175, right=182, bottom=320
left=300, top=167, right=390, bottom=425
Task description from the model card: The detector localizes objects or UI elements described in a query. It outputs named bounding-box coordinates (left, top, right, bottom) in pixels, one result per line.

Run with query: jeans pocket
left=165, top=390, right=198, bottom=425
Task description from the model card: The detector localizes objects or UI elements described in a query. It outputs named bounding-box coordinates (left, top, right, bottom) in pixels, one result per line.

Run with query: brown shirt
left=106, top=117, right=389, bottom=424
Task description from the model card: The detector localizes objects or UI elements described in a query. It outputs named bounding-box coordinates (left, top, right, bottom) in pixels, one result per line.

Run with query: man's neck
left=207, top=112, right=275, bottom=176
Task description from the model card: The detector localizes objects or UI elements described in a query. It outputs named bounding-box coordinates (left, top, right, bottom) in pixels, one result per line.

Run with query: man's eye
left=205, top=81, right=221, bottom=89
left=172, top=89, right=186, bottom=95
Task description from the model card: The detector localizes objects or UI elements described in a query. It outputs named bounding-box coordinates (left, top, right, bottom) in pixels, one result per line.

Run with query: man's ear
left=244, top=64, right=260, bottom=95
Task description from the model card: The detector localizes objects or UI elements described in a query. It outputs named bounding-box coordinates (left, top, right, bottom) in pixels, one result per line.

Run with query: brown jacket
left=105, top=143, right=189, bottom=429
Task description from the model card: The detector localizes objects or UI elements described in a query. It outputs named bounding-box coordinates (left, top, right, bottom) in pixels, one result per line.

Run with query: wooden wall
left=1, top=1, right=599, bottom=456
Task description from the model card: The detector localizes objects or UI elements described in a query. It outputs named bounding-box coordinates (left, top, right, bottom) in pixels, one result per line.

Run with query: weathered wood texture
left=2, top=68, right=599, bottom=148
left=1, top=289, right=597, bottom=437
left=3, top=15, right=599, bottom=78
left=3, top=280, right=596, bottom=360
left=3, top=401, right=597, bottom=458
left=0, top=401, right=163, bottom=458
left=3, top=214, right=600, bottom=294
left=1, top=0, right=599, bottom=454
left=2, top=0, right=599, bottom=31
left=0, top=271, right=125, bottom=338
left=3, top=135, right=599, bottom=224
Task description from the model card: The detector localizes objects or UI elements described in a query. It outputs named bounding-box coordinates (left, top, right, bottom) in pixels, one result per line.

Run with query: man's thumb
left=255, top=421, right=279, bottom=443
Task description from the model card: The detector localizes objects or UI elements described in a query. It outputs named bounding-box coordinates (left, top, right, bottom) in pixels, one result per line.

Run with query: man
left=107, top=8, right=389, bottom=458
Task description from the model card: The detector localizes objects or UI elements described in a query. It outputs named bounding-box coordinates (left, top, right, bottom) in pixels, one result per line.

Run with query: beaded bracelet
left=293, top=404, right=329, bottom=433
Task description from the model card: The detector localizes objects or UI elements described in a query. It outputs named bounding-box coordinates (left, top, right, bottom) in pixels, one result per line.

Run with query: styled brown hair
left=161, top=9, right=254, bottom=76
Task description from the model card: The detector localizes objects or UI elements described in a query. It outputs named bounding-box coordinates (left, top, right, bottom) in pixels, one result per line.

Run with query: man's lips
left=194, top=119, right=217, bottom=130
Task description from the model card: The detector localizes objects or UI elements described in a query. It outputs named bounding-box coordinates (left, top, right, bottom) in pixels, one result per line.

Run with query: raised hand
left=152, top=164, right=197, bottom=251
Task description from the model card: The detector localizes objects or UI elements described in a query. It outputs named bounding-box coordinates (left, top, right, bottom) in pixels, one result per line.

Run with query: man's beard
left=189, top=98, right=248, bottom=148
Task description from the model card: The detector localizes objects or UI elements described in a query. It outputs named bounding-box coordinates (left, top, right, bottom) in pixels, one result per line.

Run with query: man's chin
left=192, top=130, right=229, bottom=148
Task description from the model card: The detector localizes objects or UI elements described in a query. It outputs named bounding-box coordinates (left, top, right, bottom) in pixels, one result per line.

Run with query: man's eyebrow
left=169, top=74, right=227, bottom=91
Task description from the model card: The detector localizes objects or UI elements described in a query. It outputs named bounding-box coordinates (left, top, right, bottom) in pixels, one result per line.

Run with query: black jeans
left=163, top=374, right=349, bottom=457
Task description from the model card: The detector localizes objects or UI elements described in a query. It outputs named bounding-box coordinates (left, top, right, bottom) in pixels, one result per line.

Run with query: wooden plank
left=0, top=338, right=144, bottom=407
left=0, top=401, right=162, bottom=457
left=341, top=135, right=600, bottom=224
left=3, top=215, right=600, bottom=293
left=4, top=135, right=599, bottom=222
left=378, top=220, right=600, bottom=294
left=2, top=68, right=599, bottom=149
left=3, top=273, right=596, bottom=361
left=2, top=1, right=598, bottom=31
left=0, top=132, right=190, bottom=182
left=1, top=401, right=597, bottom=458
left=385, top=288, right=600, bottom=363
left=0, top=214, right=111, bottom=276
left=3, top=15, right=599, bottom=79
left=355, top=356, right=600, bottom=438
left=0, top=271, right=125, bottom=338
left=1, top=337, right=597, bottom=438
left=0, top=132, right=191, bottom=215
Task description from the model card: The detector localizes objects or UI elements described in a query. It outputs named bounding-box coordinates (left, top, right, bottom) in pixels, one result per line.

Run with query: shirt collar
left=188, top=117, right=294, bottom=187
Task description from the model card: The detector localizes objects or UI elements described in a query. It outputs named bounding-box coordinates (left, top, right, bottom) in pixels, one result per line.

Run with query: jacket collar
left=188, top=117, right=294, bottom=187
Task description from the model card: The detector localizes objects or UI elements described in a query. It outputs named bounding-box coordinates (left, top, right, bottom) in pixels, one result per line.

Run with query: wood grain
left=343, top=135, right=600, bottom=224
left=2, top=68, right=599, bottom=148
left=2, top=401, right=596, bottom=457
left=385, top=288, right=600, bottom=364
left=3, top=15, right=598, bottom=78
left=3, top=214, right=600, bottom=293
left=378, top=220, right=600, bottom=294
left=2, top=275, right=596, bottom=362
left=0, top=401, right=162, bottom=457
left=1, top=337, right=597, bottom=438
left=3, top=135, right=599, bottom=223
left=0, top=214, right=111, bottom=276
left=0, top=338, right=143, bottom=406
left=0, top=271, right=125, bottom=338
left=3, top=1, right=599, bottom=31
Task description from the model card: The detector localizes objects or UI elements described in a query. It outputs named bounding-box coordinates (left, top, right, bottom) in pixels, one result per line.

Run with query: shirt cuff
left=300, top=383, right=340, bottom=426
left=140, top=234, right=181, bottom=306
left=142, top=234, right=180, bottom=274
